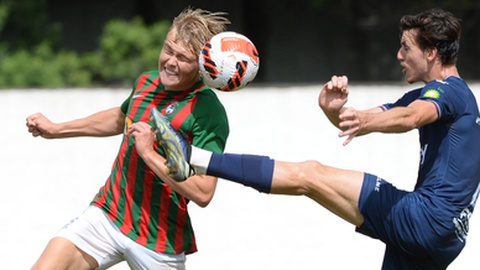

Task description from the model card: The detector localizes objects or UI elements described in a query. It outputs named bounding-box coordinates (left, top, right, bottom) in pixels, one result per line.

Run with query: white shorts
left=55, top=206, right=186, bottom=270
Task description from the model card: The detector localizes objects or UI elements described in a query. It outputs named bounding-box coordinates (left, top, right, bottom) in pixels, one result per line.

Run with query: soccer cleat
left=150, top=108, right=195, bottom=182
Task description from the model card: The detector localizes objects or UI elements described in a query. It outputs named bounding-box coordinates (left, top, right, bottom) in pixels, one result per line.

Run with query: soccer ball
left=199, top=31, right=259, bottom=92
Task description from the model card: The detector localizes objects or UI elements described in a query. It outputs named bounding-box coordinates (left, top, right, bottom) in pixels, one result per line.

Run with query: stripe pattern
left=91, top=71, right=227, bottom=254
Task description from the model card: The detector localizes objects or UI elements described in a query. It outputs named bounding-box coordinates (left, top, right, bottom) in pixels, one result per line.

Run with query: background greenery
left=0, top=0, right=479, bottom=88
left=0, top=1, right=170, bottom=87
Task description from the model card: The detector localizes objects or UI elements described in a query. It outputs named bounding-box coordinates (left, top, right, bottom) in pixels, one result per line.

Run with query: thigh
left=31, top=237, right=97, bottom=270
left=53, top=206, right=125, bottom=269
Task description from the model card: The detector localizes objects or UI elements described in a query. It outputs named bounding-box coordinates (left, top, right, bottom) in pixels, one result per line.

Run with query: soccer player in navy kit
left=152, top=8, right=480, bottom=269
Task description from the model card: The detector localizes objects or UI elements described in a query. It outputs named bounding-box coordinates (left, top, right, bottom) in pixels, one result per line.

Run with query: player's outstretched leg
left=150, top=108, right=195, bottom=181
left=150, top=108, right=275, bottom=192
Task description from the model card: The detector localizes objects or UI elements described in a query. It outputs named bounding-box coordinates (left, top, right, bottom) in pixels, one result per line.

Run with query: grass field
left=3, top=83, right=479, bottom=269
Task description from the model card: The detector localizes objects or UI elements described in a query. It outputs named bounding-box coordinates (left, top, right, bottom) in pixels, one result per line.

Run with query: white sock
left=190, top=146, right=213, bottom=175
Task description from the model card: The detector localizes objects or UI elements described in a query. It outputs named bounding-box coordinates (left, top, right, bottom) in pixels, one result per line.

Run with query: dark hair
left=399, top=8, right=461, bottom=65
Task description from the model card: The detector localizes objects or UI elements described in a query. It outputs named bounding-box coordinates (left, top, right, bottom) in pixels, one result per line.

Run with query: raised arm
left=26, top=107, right=126, bottom=139
left=318, top=75, right=383, bottom=134
left=318, top=75, right=439, bottom=145
left=318, top=75, right=350, bottom=129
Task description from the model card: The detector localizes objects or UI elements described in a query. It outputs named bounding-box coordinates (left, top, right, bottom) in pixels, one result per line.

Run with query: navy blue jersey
left=383, top=76, right=480, bottom=242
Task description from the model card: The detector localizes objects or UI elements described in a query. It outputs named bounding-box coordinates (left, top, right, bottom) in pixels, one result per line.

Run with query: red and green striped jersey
left=91, top=70, right=229, bottom=254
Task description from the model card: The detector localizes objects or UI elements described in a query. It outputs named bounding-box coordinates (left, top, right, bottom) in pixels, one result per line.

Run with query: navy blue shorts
left=356, top=173, right=465, bottom=269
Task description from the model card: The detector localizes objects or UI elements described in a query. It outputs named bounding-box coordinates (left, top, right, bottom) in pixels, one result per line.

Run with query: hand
left=129, top=122, right=156, bottom=158
left=318, top=75, right=349, bottom=112
left=26, top=113, right=58, bottom=139
left=338, top=107, right=362, bottom=146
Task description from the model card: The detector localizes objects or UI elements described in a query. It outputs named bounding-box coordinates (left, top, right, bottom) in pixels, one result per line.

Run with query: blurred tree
left=1, top=0, right=61, bottom=50
left=0, top=0, right=479, bottom=86
left=85, top=17, right=170, bottom=85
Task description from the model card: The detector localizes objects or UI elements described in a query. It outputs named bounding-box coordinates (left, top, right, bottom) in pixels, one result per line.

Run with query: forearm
left=359, top=107, right=421, bottom=134
left=322, top=106, right=348, bottom=130
left=141, top=149, right=217, bottom=207
left=324, top=106, right=382, bottom=132
left=56, top=107, right=125, bottom=138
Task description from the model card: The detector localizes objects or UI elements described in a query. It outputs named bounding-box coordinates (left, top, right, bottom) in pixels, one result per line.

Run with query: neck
left=425, top=64, right=459, bottom=83
left=439, top=65, right=459, bottom=80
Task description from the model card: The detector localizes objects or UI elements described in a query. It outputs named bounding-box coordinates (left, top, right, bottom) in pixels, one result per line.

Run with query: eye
left=164, top=48, right=173, bottom=55
left=177, top=55, right=189, bottom=62
left=162, top=44, right=174, bottom=55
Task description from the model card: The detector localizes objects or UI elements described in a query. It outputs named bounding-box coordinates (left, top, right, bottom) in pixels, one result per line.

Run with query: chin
left=405, top=79, right=415, bottom=84
left=404, top=75, right=417, bottom=84
left=160, top=74, right=178, bottom=89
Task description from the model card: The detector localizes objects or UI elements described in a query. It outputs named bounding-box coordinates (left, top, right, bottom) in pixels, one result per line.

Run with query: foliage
left=1, top=0, right=479, bottom=87
left=86, top=17, right=170, bottom=85
left=0, top=42, right=91, bottom=87
left=1, top=0, right=61, bottom=50
left=0, top=12, right=170, bottom=88
left=0, top=3, right=9, bottom=33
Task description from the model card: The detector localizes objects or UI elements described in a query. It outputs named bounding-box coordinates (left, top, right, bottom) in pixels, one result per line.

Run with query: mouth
left=164, top=68, right=177, bottom=76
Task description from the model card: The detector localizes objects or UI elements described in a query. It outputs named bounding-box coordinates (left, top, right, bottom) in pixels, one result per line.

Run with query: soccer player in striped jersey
left=154, top=9, right=480, bottom=269
left=26, top=8, right=230, bottom=270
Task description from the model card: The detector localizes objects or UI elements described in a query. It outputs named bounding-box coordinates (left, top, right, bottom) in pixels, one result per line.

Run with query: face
left=397, top=29, right=430, bottom=84
left=158, top=31, right=200, bottom=91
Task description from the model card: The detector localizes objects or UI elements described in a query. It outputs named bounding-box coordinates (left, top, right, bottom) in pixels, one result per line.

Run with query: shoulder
left=427, top=77, right=476, bottom=107
left=193, top=88, right=226, bottom=110
left=132, top=70, right=160, bottom=88
left=421, top=76, right=472, bottom=119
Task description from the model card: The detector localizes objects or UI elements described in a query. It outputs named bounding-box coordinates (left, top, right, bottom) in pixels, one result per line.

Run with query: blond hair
left=170, top=8, right=231, bottom=57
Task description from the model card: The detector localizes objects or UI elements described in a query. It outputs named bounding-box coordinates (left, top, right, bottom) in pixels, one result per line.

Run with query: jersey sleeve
left=190, top=91, right=229, bottom=154
left=418, top=80, right=465, bottom=121
left=120, top=79, right=139, bottom=114
left=382, top=88, right=421, bottom=110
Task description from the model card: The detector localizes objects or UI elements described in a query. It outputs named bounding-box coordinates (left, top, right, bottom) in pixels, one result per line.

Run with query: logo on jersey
left=165, top=103, right=176, bottom=115
left=453, top=206, right=472, bottom=243
left=374, top=176, right=382, bottom=192
left=423, top=89, right=440, bottom=99
left=132, top=94, right=145, bottom=99
left=420, top=144, right=428, bottom=165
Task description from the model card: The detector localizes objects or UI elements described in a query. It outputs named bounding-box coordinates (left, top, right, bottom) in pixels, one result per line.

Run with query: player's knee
left=297, top=160, right=326, bottom=190
left=302, top=160, right=326, bottom=174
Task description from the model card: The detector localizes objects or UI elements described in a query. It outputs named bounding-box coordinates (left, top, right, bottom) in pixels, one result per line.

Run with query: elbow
left=196, top=199, right=211, bottom=208
left=192, top=193, right=214, bottom=208
left=188, top=176, right=217, bottom=208
left=405, top=115, right=423, bottom=130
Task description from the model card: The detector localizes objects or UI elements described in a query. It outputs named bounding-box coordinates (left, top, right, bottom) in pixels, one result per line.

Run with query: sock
left=207, top=153, right=274, bottom=193
left=190, top=146, right=212, bottom=175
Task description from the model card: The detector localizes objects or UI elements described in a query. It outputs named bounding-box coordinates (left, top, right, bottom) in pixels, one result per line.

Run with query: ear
left=425, top=47, right=438, bottom=62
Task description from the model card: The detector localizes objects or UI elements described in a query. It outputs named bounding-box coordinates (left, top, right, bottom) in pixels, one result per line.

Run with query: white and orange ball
left=199, top=31, right=260, bottom=92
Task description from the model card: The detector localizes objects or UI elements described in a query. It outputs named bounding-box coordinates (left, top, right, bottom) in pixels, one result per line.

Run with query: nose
left=165, top=55, right=177, bottom=66
left=396, top=48, right=403, bottom=62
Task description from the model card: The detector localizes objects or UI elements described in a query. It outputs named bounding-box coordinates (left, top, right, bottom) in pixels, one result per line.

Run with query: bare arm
left=129, top=122, right=217, bottom=207
left=318, top=75, right=383, bottom=131
left=338, top=99, right=438, bottom=145
left=318, top=75, right=350, bottom=129
left=318, top=75, right=438, bottom=145
left=26, top=107, right=126, bottom=139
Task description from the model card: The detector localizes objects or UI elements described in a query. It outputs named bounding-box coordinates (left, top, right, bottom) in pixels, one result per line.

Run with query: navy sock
left=207, top=153, right=274, bottom=193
